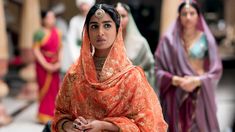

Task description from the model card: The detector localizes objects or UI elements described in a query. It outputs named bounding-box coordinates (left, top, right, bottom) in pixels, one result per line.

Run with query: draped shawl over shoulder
left=124, top=10, right=155, bottom=87
left=52, top=24, right=167, bottom=131
left=155, top=14, right=222, bottom=132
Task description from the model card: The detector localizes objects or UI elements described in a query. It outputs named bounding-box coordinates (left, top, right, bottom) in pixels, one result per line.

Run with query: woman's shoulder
left=33, top=29, right=45, bottom=42
left=62, top=63, right=81, bottom=83
left=157, top=34, right=175, bottom=50
left=123, top=66, right=155, bottom=93
left=54, top=27, right=62, bottom=37
left=125, top=66, right=147, bottom=81
left=200, top=31, right=206, bottom=39
left=196, top=31, right=207, bottom=45
left=65, top=60, right=82, bottom=76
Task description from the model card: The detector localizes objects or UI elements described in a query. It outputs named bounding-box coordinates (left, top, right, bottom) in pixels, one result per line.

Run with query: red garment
left=33, top=27, right=61, bottom=124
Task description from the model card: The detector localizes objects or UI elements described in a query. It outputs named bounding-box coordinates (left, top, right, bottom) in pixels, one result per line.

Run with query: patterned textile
left=52, top=26, right=167, bottom=131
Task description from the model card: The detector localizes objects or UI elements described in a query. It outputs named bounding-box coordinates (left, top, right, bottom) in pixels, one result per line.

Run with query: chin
left=96, top=45, right=112, bottom=50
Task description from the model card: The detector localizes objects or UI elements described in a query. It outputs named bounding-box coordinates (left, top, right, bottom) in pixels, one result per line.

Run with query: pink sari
left=33, top=27, right=61, bottom=124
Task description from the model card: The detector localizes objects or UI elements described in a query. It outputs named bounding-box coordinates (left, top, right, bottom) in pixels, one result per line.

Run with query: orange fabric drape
left=52, top=26, right=168, bottom=131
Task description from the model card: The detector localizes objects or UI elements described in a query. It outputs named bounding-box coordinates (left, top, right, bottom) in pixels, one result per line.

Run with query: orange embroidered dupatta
left=52, top=27, right=167, bottom=132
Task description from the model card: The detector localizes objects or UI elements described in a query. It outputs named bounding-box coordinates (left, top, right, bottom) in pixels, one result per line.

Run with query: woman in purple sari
left=155, top=0, right=222, bottom=131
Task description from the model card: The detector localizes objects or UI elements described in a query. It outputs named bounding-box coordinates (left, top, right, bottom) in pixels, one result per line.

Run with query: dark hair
left=113, top=2, right=131, bottom=13
left=178, top=2, right=200, bottom=15
left=40, top=10, right=50, bottom=19
left=85, top=4, right=120, bottom=32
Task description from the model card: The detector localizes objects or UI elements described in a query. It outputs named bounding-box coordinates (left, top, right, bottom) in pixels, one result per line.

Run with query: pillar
left=160, top=0, right=181, bottom=36
left=0, top=0, right=8, bottom=78
left=19, top=0, right=40, bottom=63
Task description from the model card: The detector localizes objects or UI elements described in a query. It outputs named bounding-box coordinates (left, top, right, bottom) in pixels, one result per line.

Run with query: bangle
left=172, top=76, right=179, bottom=86
left=194, top=77, right=201, bottom=87
left=61, top=120, right=70, bottom=132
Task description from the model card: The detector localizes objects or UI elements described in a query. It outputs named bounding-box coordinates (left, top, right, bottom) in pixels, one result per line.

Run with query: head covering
left=181, top=0, right=196, bottom=3
left=76, top=0, right=95, bottom=8
left=116, top=3, right=155, bottom=87
left=180, top=0, right=197, bottom=7
left=155, top=1, right=222, bottom=131
left=122, top=4, right=154, bottom=66
left=51, top=3, right=65, bottom=15
left=79, top=26, right=133, bottom=83
left=52, top=5, right=168, bottom=132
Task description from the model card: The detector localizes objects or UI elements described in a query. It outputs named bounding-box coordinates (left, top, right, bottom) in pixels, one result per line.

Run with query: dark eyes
left=188, top=11, right=196, bottom=16
left=104, top=24, right=111, bottom=29
left=181, top=12, right=187, bottom=16
left=90, top=24, right=112, bottom=29
left=181, top=11, right=196, bottom=17
left=90, top=25, right=98, bottom=29
left=121, top=14, right=127, bottom=18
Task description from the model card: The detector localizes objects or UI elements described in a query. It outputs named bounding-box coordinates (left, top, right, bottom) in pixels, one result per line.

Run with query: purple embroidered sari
left=155, top=14, right=222, bottom=132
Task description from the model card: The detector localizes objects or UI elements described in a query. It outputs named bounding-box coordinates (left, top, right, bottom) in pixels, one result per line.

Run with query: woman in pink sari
left=155, top=0, right=222, bottom=131
left=33, top=10, right=62, bottom=124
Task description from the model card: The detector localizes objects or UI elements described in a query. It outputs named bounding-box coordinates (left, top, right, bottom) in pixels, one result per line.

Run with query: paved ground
left=0, top=68, right=234, bottom=132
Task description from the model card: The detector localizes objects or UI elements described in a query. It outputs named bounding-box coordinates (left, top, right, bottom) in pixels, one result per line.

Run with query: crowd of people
left=0, top=0, right=224, bottom=132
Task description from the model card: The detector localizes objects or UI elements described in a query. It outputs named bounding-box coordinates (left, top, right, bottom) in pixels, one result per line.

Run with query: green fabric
left=76, top=39, right=82, bottom=46
left=189, top=33, right=208, bottom=59
left=34, top=29, right=45, bottom=43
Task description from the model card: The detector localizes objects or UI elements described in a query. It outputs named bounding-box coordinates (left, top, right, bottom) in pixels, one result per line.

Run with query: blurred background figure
left=67, top=0, right=95, bottom=63
left=51, top=3, right=68, bottom=37
left=33, top=10, right=62, bottom=124
left=155, top=1, right=222, bottom=131
left=51, top=2, right=70, bottom=76
left=114, top=2, right=155, bottom=88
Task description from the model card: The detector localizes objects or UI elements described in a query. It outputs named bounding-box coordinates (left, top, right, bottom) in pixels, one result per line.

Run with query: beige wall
left=160, top=0, right=181, bottom=36
left=224, top=0, right=235, bottom=25
left=0, top=0, right=8, bottom=77
left=39, top=0, right=82, bottom=22
left=0, top=0, right=8, bottom=60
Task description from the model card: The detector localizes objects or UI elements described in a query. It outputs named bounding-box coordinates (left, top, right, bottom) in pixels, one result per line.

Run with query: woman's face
left=179, top=5, right=199, bottom=30
left=88, top=12, right=117, bottom=52
left=116, top=5, right=129, bottom=30
left=43, top=11, right=56, bottom=28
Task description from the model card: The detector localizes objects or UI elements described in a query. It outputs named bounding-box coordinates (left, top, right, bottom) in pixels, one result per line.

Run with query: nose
left=98, top=27, right=104, bottom=36
left=186, top=13, right=191, bottom=20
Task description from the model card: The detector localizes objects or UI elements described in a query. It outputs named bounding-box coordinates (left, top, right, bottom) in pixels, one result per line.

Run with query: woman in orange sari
left=33, top=10, right=62, bottom=124
left=52, top=4, right=167, bottom=132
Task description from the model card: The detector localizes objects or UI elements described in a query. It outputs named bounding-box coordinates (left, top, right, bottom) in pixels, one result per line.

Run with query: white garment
left=67, top=15, right=86, bottom=62
left=124, top=11, right=154, bottom=70
left=76, top=0, right=95, bottom=7
left=55, top=18, right=73, bottom=73
left=123, top=7, right=155, bottom=87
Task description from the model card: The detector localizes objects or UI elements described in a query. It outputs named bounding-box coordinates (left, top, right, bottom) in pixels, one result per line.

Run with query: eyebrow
left=89, top=20, right=113, bottom=24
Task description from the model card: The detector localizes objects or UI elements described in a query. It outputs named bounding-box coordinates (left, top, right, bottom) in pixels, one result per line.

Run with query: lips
left=97, top=38, right=106, bottom=42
